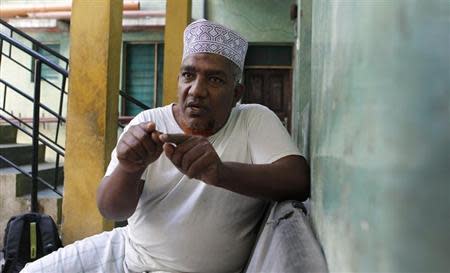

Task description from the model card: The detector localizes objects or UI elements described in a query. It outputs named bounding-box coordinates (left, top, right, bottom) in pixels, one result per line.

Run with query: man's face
left=174, top=53, right=243, bottom=136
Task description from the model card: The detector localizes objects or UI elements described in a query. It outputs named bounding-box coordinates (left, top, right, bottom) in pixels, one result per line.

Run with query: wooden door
left=242, top=69, right=292, bottom=132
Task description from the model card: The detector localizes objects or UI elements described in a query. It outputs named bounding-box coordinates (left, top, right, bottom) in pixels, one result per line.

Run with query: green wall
left=122, top=31, right=164, bottom=42
left=307, top=0, right=450, bottom=272
left=205, top=0, right=296, bottom=43
left=292, top=0, right=312, bottom=157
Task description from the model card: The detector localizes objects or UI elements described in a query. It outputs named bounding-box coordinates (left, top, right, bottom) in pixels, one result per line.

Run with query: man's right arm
left=96, top=122, right=163, bottom=221
left=96, top=166, right=145, bottom=221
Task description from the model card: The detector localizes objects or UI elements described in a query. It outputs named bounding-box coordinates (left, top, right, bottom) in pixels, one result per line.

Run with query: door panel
left=267, top=75, right=283, bottom=112
left=243, top=69, right=292, bottom=132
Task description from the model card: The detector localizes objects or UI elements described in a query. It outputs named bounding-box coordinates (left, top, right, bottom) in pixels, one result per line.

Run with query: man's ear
left=233, top=83, right=245, bottom=104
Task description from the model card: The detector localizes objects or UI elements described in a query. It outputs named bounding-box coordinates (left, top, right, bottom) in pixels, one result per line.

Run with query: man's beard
left=180, top=119, right=216, bottom=137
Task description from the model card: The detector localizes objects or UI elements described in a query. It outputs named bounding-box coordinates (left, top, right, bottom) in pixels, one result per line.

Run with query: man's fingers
left=151, top=132, right=164, bottom=153
left=163, top=143, right=175, bottom=159
left=125, top=134, right=148, bottom=159
left=160, top=135, right=220, bottom=182
left=129, top=127, right=155, bottom=157
left=175, top=139, right=203, bottom=166
left=151, top=131, right=162, bottom=145
left=186, top=152, right=213, bottom=179
left=140, top=122, right=156, bottom=134
left=118, top=139, right=146, bottom=164
left=160, top=134, right=191, bottom=145
left=116, top=123, right=165, bottom=169
left=134, top=123, right=164, bottom=155
left=180, top=142, right=209, bottom=171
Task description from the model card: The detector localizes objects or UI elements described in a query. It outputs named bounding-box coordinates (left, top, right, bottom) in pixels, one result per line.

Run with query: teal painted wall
left=122, top=31, right=164, bottom=42
left=292, top=0, right=312, bottom=157
left=308, top=0, right=450, bottom=272
left=205, top=0, right=296, bottom=43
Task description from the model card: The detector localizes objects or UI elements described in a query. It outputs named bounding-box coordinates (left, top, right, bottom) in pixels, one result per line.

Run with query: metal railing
left=118, top=90, right=151, bottom=128
left=0, top=19, right=155, bottom=214
left=0, top=19, right=68, bottom=212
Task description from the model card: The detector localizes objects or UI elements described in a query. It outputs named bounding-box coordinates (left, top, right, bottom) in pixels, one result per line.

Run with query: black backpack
left=1, top=213, right=62, bottom=273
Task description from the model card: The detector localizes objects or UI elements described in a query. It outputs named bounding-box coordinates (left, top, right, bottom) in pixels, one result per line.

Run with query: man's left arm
left=160, top=134, right=310, bottom=201
left=218, top=155, right=310, bottom=201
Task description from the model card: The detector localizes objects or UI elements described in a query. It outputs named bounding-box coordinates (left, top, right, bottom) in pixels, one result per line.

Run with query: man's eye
left=182, top=72, right=194, bottom=79
left=209, top=76, right=225, bottom=84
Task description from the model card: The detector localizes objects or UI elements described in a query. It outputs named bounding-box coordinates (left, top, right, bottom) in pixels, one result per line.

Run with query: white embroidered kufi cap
left=183, top=19, right=248, bottom=72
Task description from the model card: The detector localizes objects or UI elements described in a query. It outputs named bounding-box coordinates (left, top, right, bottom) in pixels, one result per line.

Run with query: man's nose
left=188, top=77, right=208, bottom=97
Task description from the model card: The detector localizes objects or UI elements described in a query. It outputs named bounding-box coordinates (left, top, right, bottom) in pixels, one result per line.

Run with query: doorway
left=242, top=45, right=293, bottom=132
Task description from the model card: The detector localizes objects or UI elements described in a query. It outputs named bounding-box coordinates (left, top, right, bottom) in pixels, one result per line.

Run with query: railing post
left=0, top=38, right=3, bottom=66
left=31, top=59, right=42, bottom=213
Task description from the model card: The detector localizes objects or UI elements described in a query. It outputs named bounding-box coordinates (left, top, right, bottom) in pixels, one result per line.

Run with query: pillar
left=62, top=0, right=123, bottom=244
left=162, top=0, right=191, bottom=105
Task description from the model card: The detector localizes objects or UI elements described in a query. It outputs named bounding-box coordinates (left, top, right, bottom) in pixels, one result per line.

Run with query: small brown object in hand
left=160, top=134, right=190, bottom=145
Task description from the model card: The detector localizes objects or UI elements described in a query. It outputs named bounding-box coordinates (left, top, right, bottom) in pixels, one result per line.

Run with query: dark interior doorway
left=242, top=45, right=293, bottom=132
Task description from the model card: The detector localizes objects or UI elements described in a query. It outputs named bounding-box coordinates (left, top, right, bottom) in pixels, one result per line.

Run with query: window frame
left=120, top=41, right=164, bottom=117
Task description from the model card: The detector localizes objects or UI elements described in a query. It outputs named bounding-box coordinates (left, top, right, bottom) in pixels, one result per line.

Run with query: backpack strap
left=2, top=216, right=26, bottom=273
left=38, top=215, right=62, bottom=255
left=3, top=216, right=25, bottom=262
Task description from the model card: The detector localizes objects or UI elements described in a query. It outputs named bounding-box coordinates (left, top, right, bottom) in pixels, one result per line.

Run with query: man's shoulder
left=236, top=103, right=271, bottom=114
left=132, top=104, right=173, bottom=123
left=232, top=103, right=281, bottom=129
left=235, top=103, right=277, bottom=121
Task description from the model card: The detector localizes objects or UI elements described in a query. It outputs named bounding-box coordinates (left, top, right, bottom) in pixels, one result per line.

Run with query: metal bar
left=0, top=112, right=65, bottom=156
left=0, top=19, right=69, bottom=63
left=37, top=175, right=62, bottom=196
left=0, top=38, right=5, bottom=110
left=54, top=153, right=60, bottom=190
left=1, top=51, right=34, bottom=73
left=121, top=43, right=128, bottom=115
left=41, top=74, right=68, bottom=95
left=0, top=156, right=63, bottom=197
left=0, top=116, right=59, bottom=124
left=31, top=60, right=42, bottom=213
left=0, top=38, right=3, bottom=68
left=55, top=76, right=67, bottom=144
left=0, top=32, right=68, bottom=76
left=35, top=45, right=69, bottom=67
left=0, top=51, right=68, bottom=94
left=0, top=155, right=33, bottom=178
left=2, top=83, right=6, bottom=109
left=153, top=44, right=158, bottom=108
left=119, top=90, right=151, bottom=110
left=8, top=29, right=12, bottom=58
left=1, top=110, right=65, bottom=153
left=0, top=79, right=66, bottom=122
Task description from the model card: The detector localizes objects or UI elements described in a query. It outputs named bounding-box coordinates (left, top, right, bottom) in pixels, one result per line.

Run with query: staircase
left=0, top=18, right=68, bottom=250
left=0, top=17, right=151, bottom=251
left=0, top=125, right=63, bottom=249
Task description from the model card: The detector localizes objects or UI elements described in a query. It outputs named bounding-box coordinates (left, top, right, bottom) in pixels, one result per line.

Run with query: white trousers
left=20, top=227, right=152, bottom=273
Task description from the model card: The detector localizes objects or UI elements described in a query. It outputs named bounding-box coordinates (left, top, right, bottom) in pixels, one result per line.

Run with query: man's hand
left=159, top=133, right=310, bottom=202
left=97, top=122, right=163, bottom=220
left=116, top=122, right=163, bottom=173
left=159, top=134, right=223, bottom=185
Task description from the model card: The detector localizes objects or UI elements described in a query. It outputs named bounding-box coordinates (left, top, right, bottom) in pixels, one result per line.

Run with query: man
left=21, top=19, right=309, bottom=273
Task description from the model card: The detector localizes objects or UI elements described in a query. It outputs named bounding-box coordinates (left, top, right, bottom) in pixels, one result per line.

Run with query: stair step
left=0, top=125, right=18, bottom=144
left=0, top=143, right=45, bottom=168
left=0, top=162, right=64, bottom=197
left=22, top=185, right=64, bottom=198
